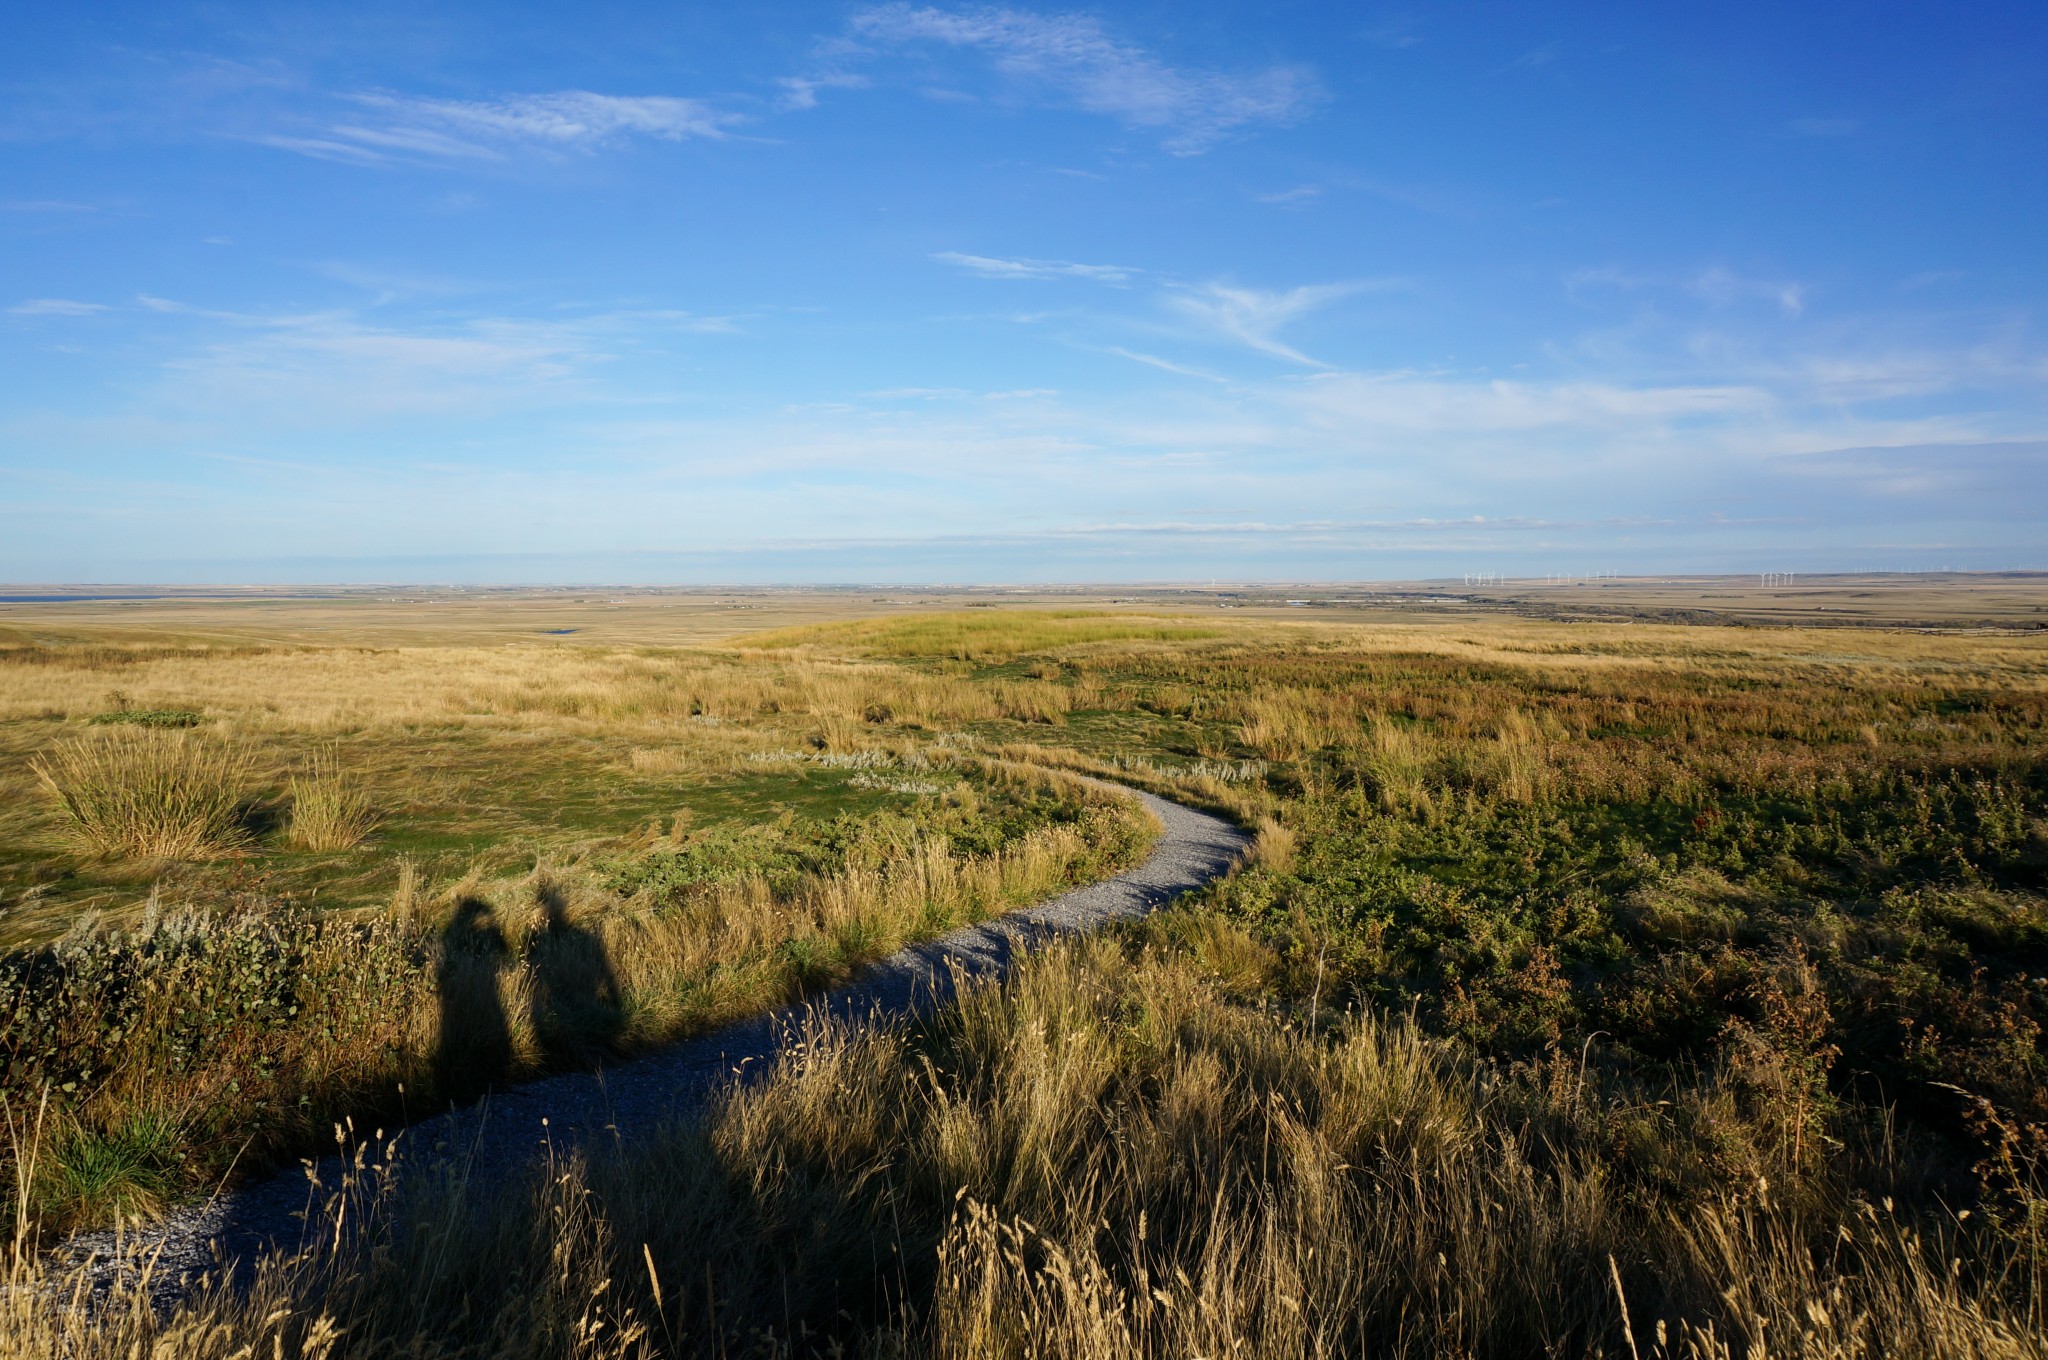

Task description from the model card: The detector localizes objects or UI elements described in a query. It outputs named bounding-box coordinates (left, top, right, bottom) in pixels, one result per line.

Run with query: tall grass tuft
left=286, top=755, right=378, bottom=852
left=30, top=730, right=250, bottom=860
left=35, top=1110, right=185, bottom=1229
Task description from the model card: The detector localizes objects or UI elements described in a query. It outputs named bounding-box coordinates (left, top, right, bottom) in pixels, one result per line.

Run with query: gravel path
left=62, top=779, right=1248, bottom=1299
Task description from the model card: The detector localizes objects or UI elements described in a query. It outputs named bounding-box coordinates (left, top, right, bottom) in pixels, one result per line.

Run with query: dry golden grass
left=0, top=641, right=1110, bottom=938
left=285, top=753, right=378, bottom=852
left=0, top=643, right=1089, bottom=735
left=29, top=730, right=251, bottom=860
left=1, top=766, right=1155, bottom=1235
left=6, top=942, right=2037, bottom=1359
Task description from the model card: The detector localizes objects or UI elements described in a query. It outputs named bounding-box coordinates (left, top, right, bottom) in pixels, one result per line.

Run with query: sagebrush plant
left=286, top=754, right=378, bottom=852
left=29, top=729, right=250, bottom=859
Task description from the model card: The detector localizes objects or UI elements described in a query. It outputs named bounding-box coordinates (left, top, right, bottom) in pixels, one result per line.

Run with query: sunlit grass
left=0, top=758, right=1156, bottom=1232
left=7, top=943, right=2039, bottom=1357
left=743, top=608, right=1224, bottom=660
left=3, top=593, right=2046, bottom=1354
left=285, top=754, right=378, bottom=852
left=29, top=729, right=250, bottom=860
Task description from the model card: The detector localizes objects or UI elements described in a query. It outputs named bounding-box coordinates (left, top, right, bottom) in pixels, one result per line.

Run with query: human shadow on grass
left=524, top=877, right=625, bottom=1069
left=433, top=898, right=514, bottom=1103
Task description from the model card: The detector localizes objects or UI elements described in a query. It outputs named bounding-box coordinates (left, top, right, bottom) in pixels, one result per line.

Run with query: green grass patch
left=85, top=709, right=204, bottom=729
left=741, top=609, right=1222, bottom=660
left=34, top=1110, right=187, bottom=1229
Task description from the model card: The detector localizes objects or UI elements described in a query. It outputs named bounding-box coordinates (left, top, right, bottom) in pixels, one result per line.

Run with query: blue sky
left=4, top=1, right=2044, bottom=583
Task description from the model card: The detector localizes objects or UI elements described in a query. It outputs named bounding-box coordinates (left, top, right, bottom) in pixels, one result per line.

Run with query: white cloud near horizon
left=38, top=282, right=2039, bottom=471
left=261, top=91, right=742, bottom=166
left=845, top=4, right=1318, bottom=153
left=9, top=264, right=2042, bottom=578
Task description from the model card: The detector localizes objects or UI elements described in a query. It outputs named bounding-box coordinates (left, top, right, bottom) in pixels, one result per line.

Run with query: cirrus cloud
left=844, top=4, right=1318, bottom=153
left=933, top=250, right=1132, bottom=282
left=8, top=298, right=110, bottom=316
left=260, top=90, right=743, bottom=166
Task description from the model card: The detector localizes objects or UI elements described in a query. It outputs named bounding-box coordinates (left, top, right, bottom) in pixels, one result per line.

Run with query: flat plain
left=3, top=575, right=2047, bottom=1358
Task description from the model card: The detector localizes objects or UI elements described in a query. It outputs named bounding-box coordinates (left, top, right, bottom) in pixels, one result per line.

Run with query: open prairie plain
left=4, top=577, right=2048, bottom=1357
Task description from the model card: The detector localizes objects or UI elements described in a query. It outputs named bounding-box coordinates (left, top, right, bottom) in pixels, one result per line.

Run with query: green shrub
left=85, top=709, right=203, bottom=729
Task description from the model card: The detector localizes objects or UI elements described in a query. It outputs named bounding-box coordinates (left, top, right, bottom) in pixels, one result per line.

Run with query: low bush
left=85, top=709, right=203, bottom=729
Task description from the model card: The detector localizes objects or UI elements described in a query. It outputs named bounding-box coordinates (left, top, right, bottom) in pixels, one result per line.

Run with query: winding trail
left=65, top=780, right=1248, bottom=1295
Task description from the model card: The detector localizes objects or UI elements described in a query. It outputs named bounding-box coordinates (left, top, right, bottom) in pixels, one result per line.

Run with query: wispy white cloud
left=1566, top=264, right=1807, bottom=317
left=1108, top=347, right=1229, bottom=382
left=1286, top=370, right=1774, bottom=435
left=252, top=135, right=392, bottom=167
left=1502, top=43, right=1561, bottom=72
left=261, top=90, right=743, bottom=166
left=8, top=298, right=109, bottom=316
left=845, top=5, right=1318, bottom=153
left=313, top=261, right=484, bottom=301
left=1166, top=281, right=1362, bottom=365
left=99, top=296, right=741, bottom=426
left=1789, top=347, right=2045, bottom=402
left=1689, top=267, right=1806, bottom=316
left=164, top=317, right=591, bottom=417
left=1356, top=15, right=1425, bottom=50
left=1898, top=270, right=1965, bottom=292
left=1255, top=184, right=1322, bottom=207
left=776, top=73, right=870, bottom=111
left=1779, top=441, right=2048, bottom=507
left=9, top=299, right=109, bottom=317
left=934, top=250, right=1132, bottom=282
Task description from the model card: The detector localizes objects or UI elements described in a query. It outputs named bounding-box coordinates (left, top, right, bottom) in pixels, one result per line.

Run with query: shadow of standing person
left=434, top=898, right=514, bottom=1104
left=527, top=876, right=625, bottom=1068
